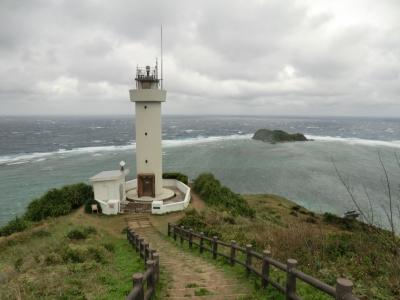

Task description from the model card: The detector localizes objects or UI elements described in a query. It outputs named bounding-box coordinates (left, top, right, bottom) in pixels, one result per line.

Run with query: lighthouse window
left=144, top=105, right=147, bottom=109
left=145, top=132, right=148, bottom=136
left=145, top=160, right=148, bottom=163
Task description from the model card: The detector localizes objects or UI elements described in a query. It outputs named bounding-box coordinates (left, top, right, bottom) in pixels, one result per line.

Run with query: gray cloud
left=0, top=0, right=399, bottom=116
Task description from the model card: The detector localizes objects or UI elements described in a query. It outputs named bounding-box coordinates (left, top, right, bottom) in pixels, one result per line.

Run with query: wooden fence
left=126, top=228, right=160, bottom=300
left=168, top=223, right=359, bottom=300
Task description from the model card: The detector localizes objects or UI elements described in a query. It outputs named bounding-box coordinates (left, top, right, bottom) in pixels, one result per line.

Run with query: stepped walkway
left=126, top=214, right=251, bottom=300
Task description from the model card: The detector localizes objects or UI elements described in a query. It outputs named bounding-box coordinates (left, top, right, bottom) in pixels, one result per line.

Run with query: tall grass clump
left=193, top=173, right=255, bottom=217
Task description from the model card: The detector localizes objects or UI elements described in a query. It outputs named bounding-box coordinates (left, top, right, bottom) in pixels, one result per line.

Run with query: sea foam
left=306, top=135, right=400, bottom=149
left=0, top=134, right=252, bottom=165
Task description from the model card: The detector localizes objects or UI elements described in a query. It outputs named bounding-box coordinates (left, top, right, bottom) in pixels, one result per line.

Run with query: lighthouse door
left=138, top=174, right=155, bottom=198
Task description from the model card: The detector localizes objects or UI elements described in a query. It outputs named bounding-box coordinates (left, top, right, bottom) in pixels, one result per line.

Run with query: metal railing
left=168, top=223, right=358, bottom=300
left=126, top=229, right=160, bottom=300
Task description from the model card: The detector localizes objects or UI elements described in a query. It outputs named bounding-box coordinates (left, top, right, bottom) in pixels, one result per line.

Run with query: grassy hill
left=0, top=209, right=143, bottom=300
left=179, top=193, right=400, bottom=300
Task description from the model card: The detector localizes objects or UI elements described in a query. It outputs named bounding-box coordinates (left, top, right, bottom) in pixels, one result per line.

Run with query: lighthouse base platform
left=126, top=187, right=175, bottom=202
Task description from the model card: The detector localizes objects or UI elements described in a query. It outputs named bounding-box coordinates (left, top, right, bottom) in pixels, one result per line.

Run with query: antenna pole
left=161, top=25, right=163, bottom=90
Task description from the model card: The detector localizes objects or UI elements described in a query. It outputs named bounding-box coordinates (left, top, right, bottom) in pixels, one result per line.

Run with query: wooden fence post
left=230, top=240, right=237, bottom=266
left=150, top=249, right=156, bottom=260
left=134, top=233, right=139, bottom=251
left=146, top=260, right=155, bottom=298
left=144, top=243, right=150, bottom=264
left=132, top=273, right=144, bottom=300
left=245, top=244, right=252, bottom=276
left=139, top=238, right=144, bottom=258
left=167, top=223, right=171, bottom=237
left=189, top=229, right=193, bottom=248
left=173, top=225, right=177, bottom=241
left=153, top=253, right=160, bottom=282
left=199, top=232, right=204, bottom=254
left=212, top=236, right=218, bottom=259
left=286, top=259, right=298, bottom=300
left=180, top=226, right=184, bottom=245
left=262, top=250, right=271, bottom=288
left=336, top=278, right=353, bottom=300
left=131, top=232, right=136, bottom=248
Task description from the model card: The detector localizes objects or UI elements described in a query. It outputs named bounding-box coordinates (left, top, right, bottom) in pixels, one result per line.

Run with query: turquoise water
left=1, top=137, right=399, bottom=230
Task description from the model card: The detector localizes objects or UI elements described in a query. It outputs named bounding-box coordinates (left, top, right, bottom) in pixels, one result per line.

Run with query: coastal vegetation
left=193, top=173, right=255, bottom=218
left=0, top=210, right=146, bottom=299
left=179, top=191, right=400, bottom=299
left=0, top=183, right=96, bottom=237
left=162, top=172, right=189, bottom=185
left=252, top=129, right=308, bottom=143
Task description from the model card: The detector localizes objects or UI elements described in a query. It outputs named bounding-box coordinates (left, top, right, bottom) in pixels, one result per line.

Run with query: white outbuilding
left=89, top=168, right=129, bottom=215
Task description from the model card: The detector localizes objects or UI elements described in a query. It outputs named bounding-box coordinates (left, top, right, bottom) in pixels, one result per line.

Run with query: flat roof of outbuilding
left=90, top=169, right=129, bottom=182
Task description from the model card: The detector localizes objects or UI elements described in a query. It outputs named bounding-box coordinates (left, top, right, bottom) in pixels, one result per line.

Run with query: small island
left=252, top=129, right=308, bottom=144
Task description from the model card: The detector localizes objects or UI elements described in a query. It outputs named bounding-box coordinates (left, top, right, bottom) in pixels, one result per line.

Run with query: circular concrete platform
left=126, top=187, right=175, bottom=202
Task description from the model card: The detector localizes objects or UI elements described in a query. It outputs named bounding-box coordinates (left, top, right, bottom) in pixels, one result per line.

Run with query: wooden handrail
left=168, top=223, right=359, bottom=300
left=126, top=229, right=160, bottom=300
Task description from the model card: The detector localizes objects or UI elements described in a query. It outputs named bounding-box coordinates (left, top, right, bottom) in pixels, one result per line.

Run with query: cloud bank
left=0, top=0, right=399, bottom=116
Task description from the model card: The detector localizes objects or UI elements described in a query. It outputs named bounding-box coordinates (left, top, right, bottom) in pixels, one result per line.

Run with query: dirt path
left=127, top=214, right=251, bottom=300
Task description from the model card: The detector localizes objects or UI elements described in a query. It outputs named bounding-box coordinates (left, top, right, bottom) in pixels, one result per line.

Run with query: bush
left=163, top=172, right=189, bottom=185
left=24, top=183, right=93, bottom=222
left=67, top=226, right=97, bottom=240
left=323, top=212, right=357, bottom=230
left=0, top=216, right=28, bottom=236
left=61, top=246, right=86, bottom=263
left=67, top=229, right=88, bottom=240
left=193, top=173, right=255, bottom=218
left=103, top=243, right=115, bottom=253
left=87, top=247, right=106, bottom=264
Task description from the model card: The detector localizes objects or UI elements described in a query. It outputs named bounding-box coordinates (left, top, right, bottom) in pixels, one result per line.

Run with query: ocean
left=1, top=115, right=400, bottom=230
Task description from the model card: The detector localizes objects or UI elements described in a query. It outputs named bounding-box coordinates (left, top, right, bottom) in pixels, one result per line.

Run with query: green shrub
left=306, top=216, right=317, bottom=224
left=14, top=258, right=23, bottom=271
left=0, top=216, right=28, bottom=236
left=162, top=172, right=189, bottom=185
left=82, top=226, right=97, bottom=235
left=193, top=173, right=255, bottom=218
left=178, top=209, right=221, bottom=238
left=87, top=247, right=106, bottom=264
left=45, top=253, right=62, bottom=265
left=61, top=246, right=86, bottom=263
left=103, top=243, right=115, bottom=253
left=67, top=229, right=88, bottom=240
left=24, top=183, right=93, bottom=222
left=323, top=212, right=357, bottom=230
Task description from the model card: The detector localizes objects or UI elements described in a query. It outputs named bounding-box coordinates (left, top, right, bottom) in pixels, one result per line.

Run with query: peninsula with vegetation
left=252, top=129, right=309, bottom=144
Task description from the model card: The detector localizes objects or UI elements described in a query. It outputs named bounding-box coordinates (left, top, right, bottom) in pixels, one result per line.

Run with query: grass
left=0, top=209, right=147, bottom=299
left=178, top=193, right=400, bottom=300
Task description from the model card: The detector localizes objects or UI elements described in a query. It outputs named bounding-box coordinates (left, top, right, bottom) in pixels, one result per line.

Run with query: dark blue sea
left=1, top=115, right=400, bottom=230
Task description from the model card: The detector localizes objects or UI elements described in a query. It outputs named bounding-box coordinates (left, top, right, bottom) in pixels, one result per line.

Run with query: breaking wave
left=0, top=134, right=252, bottom=165
left=306, top=135, right=400, bottom=149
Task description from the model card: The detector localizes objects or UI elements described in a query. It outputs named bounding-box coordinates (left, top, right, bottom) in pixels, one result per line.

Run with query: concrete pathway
left=127, top=214, right=251, bottom=300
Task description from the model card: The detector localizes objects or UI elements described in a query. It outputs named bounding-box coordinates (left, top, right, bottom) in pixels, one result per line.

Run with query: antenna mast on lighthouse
left=160, top=25, right=163, bottom=90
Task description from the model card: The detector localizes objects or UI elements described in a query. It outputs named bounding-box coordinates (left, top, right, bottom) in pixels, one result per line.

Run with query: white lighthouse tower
left=127, top=62, right=174, bottom=201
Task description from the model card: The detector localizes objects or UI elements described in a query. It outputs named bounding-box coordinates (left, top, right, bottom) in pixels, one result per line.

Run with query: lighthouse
left=128, top=62, right=174, bottom=201
left=89, top=57, right=191, bottom=214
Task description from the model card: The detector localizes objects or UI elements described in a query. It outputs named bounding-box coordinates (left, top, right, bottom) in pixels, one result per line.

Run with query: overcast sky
left=0, top=0, right=399, bottom=116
